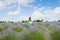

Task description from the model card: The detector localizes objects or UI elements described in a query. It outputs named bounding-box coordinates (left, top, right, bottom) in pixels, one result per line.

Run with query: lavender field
left=0, top=22, right=60, bottom=40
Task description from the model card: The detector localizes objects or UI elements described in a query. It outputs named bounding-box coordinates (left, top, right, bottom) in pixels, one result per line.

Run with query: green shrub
left=22, top=24, right=30, bottom=28
left=0, top=26, right=8, bottom=35
left=20, top=30, right=46, bottom=40
left=22, top=20, right=28, bottom=23
left=45, top=24, right=54, bottom=30
left=4, top=26, right=8, bottom=29
left=22, top=20, right=24, bottom=22
left=1, top=33, right=19, bottom=40
left=58, top=20, right=60, bottom=22
left=46, top=21, right=48, bottom=22
left=8, top=21, right=14, bottom=23
left=0, top=26, right=8, bottom=32
left=33, top=20, right=43, bottom=22
left=50, top=27, right=60, bottom=40
left=0, top=21, right=6, bottom=23
left=0, top=21, right=2, bottom=23
left=10, top=21, right=14, bottom=23
left=36, top=25, right=48, bottom=32
left=36, top=20, right=40, bottom=22
left=12, top=27, right=23, bottom=32
left=0, top=27, right=4, bottom=32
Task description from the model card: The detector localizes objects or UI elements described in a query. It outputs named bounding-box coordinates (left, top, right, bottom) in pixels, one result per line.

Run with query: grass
left=0, top=27, right=4, bottom=32
left=45, top=24, right=53, bottom=30
left=50, top=27, right=60, bottom=40
left=4, top=26, right=8, bottom=30
left=20, top=30, right=46, bottom=40
left=12, top=27, right=23, bottom=32
left=0, top=33, right=19, bottom=40
left=0, top=22, right=60, bottom=40
left=0, top=26, right=8, bottom=32
left=36, top=25, right=48, bottom=32
left=22, top=24, right=30, bottom=28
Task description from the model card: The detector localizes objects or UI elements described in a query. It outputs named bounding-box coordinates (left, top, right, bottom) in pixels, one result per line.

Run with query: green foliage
left=10, top=21, right=14, bottom=23
left=36, top=25, right=48, bottom=32
left=45, top=23, right=53, bottom=30
left=8, top=21, right=14, bottom=23
left=0, top=21, right=6, bottom=23
left=22, top=20, right=28, bottom=23
left=0, top=27, right=4, bottom=32
left=58, top=20, right=60, bottom=22
left=0, top=21, right=3, bottom=23
left=0, top=21, right=14, bottom=23
left=33, top=20, right=43, bottom=22
left=22, top=24, right=30, bottom=28
left=20, top=30, right=46, bottom=40
left=36, top=20, right=40, bottom=22
left=50, top=27, right=60, bottom=40
left=0, top=26, right=8, bottom=32
left=1, top=33, right=19, bottom=40
left=4, top=26, right=8, bottom=30
left=46, top=21, right=48, bottom=22
left=12, top=27, right=23, bottom=32
left=47, top=25, right=53, bottom=30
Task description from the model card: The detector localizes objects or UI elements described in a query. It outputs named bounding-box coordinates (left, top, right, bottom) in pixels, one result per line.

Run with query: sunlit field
left=0, top=21, right=60, bottom=40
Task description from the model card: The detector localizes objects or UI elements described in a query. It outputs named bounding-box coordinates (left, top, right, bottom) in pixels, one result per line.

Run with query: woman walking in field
left=28, top=17, right=33, bottom=28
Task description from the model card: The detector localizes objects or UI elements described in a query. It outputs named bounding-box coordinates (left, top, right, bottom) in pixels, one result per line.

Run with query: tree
left=33, top=20, right=43, bottom=22
left=22, top=20, right=28, bottom=23
left=8, top=21, right=14, bottom=23
left=0, top=21, right=3, bottom=23
left=39, top=20, right=43, bottom=22
left=58, top=20, right=60, bottom=22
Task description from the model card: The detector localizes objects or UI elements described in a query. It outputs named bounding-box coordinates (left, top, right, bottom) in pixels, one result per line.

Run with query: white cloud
left=0, top=0, right=34, bottom=11
left=4, top=0, right=34, bottom=6
left=18, top=0, right=34, bottom=6
left=31, top=10, right=44, bottom=20
left=1, top=16, right=28, bottom=22
left=0, top=0, right=60, bottom=21
left=0, top=0, right=17, bottom=10
left=31, top=7, right=60, bottom=21
left=0, top=1, right=5, bottom=10
left=16, top=7, right=60, bottom=22
left=4, top=0, right=18, bottom=5
left=0, top=0, right=34, bottom=21
left=2, top=16, right=13, bottom=22
left=54, top=7, right=60, bottom=13
left=7, top=7, right=20, bottom=15
left=17, top=16, right=29, bottom=22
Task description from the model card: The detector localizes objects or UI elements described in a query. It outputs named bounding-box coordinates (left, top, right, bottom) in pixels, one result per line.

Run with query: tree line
left=21, top=20, right=60, bottom=22
left=0, top=20, right=60, bottom=23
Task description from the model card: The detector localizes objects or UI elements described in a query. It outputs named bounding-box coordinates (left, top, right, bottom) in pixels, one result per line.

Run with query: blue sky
left=0, top=0, right=60, bottom=22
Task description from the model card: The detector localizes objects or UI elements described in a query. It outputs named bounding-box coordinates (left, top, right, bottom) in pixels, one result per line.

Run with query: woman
left=27, top=17, right=33, bottom=28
